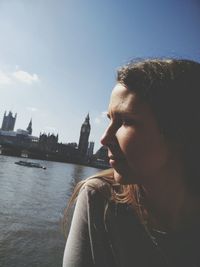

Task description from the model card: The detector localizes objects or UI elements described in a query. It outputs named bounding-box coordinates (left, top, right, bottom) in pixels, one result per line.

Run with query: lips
left=108, top=155, right=115, bottom=160
left=108, top=154, right=126, bottom=167
left=108, top=153, right=124, bottom=160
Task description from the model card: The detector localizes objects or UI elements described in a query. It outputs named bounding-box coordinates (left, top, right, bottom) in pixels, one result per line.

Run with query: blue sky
left=0, top=0, right=199, bottom=151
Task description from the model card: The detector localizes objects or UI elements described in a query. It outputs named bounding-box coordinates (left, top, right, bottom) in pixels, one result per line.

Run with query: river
left=0, top=155, right=101, bottom=267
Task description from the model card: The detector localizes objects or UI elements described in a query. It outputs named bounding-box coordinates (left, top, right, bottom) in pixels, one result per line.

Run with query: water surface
left=0, top=155, right=100, bottom=267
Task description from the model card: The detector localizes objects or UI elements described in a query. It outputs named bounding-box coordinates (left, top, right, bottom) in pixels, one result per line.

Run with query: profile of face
left=101, top=83, right=175, bottom=185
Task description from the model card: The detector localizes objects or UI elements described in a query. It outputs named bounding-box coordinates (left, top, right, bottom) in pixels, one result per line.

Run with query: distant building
left=95, top=145, right=109, bottom=161
left=0, top=130, right=17, bottom=137
left=1, top=111, right=17, bottom=131
left=66, top=142, right=77, bottom=148
left=0, top=128, right=38, bottom=146
left=15, top=118, right=38, bottom=142
left=0, top=115, right=38, bottom=148
left=89, top=145, right=110, bottom=168
left=39, top=133, right=58, bottom=152
left=78, top=114, right=91, bottom=157
left=87, top=141, right=94, bottom=158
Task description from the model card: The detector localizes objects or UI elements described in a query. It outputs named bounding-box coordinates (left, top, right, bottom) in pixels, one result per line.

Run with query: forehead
left=108, top=83, right=140, bottom=115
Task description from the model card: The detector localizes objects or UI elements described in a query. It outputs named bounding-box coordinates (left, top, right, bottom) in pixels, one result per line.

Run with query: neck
left=140, top=162, right=200, bottom=232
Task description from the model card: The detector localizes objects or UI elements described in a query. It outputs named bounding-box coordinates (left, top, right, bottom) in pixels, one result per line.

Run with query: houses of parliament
left=0, top=111, right=109, bottom=168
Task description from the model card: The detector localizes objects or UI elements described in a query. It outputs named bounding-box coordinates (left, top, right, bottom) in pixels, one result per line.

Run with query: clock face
left=82, top=127, right=85, bottom=133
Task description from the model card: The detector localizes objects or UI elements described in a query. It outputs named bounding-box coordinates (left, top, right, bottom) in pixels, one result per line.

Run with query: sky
left=0, top=0, right=199, bottom=152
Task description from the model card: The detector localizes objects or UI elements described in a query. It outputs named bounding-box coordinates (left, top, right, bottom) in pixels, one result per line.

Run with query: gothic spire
left=26, top=118, right=32, bottom=135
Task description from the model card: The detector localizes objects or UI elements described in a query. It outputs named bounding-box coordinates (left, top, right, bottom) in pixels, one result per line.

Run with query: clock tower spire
left=78, top=113, right=91, bottom=157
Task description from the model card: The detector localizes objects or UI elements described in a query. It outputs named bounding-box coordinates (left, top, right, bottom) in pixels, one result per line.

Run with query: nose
left=100, top=129, right=109, bottom=147
left=101, top=126, right=122, bottom=159
left=100, top=124, right=116, bottom=147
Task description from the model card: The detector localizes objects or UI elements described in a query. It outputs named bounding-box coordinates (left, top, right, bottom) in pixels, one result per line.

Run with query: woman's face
left=101, top=83, right=175, bottom=185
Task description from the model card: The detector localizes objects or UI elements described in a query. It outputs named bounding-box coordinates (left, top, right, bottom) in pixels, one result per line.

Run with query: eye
left=106, top=113, right=111, bottom=120
left=122, top=118, right=136, bottom=126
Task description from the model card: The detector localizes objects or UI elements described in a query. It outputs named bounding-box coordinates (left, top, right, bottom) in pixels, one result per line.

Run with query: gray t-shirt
left=63, top=178, right=200, bottom=267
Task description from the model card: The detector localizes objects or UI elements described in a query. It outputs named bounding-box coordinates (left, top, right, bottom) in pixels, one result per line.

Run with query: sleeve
left=62, top=187, right=94, bottom=267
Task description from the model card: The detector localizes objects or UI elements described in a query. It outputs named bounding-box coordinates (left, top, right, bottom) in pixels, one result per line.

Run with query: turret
left=26, top=119, right=32, bottom=135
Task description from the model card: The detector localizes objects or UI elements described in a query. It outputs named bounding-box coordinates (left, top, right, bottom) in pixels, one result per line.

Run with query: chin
left=113, top=169, right=134, bottom=185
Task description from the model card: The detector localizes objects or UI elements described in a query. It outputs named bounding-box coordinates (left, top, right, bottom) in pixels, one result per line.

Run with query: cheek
left=116, top=128, right=138, bottom=155
left=126, top=138, right=145, bottom=164
left=118, top=127, right=167, bottom=164
left=128, top=133, right=169, bottom=172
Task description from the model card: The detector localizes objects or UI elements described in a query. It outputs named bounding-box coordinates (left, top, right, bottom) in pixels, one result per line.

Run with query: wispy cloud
left=13, top=70, right=39, bottom=84
left=94, top=111, right=107, bottom=125
left=0, top=70, right=13, bottom=85
left=0, top=67, right=40, bottom=86
left=26, top=106, right=38, bottom=112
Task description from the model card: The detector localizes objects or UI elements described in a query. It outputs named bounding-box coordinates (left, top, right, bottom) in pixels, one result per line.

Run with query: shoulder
left=73, top=178, right=114, bottom=228
left=80, top=177, right=114, bottom=199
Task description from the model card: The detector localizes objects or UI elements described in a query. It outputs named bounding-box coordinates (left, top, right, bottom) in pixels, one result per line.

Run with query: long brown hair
left=64, top=58, right=200, bottom=233
left=117, top=58, right=200, bottom=194
left=63, top=169, right=143, bottom=236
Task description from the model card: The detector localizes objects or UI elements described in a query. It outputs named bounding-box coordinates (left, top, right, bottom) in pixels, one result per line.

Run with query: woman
left=63, top=58, right=200, bottom=267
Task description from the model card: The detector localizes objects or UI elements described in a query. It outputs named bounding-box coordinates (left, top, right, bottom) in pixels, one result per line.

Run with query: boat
left=15, top=160, right=46, bottom=169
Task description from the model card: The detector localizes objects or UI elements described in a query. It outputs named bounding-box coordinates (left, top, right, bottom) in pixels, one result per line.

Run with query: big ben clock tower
left=78, top=114, right=91, bottom=157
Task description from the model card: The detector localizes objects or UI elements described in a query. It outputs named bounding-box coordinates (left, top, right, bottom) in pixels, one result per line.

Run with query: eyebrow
left=107, top=110, right=139, bottom=119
